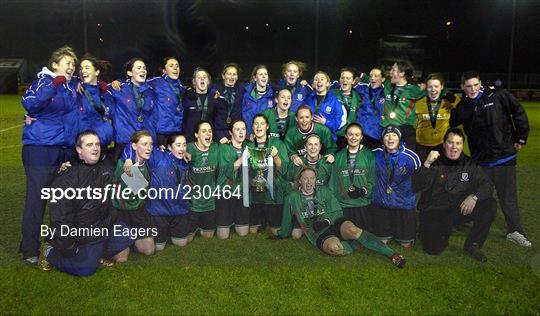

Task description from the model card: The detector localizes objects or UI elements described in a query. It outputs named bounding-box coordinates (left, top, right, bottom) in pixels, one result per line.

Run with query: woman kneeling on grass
left=112, top=130, right=156, bottom=256
left=273, top=166, right=406, bottom=268
left=121, top=133, right=192, bottom=250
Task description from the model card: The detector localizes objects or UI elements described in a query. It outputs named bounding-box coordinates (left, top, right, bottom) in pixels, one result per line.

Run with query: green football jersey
left=284, top=123, right=337, bottom=158
left=246, top=136, right=290, bottom=204
left=381, top=78, right=425, bottom=127
left=261, top=108, right=296, bottom=140
left=285, top=155, right=332, bottom=189
left=217, top=142, right=244, bottom=190
left=330, top=146, right=376, bottom=208
left=112, top=159, right=150, bottom=211
left=279, top=187, right=343, bottom=246
left=188, top=142, right=219, bottom=212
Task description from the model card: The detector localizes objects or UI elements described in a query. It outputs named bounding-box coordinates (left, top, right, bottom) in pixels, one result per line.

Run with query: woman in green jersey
left=216, top=119, right=249, bottom=239
left=113, top=130, right=155, bottom=256
left=187, top=120, right=220, bottom=238
left=277, top=166, right=406, bottom=268
left=330, top=123, right=376, bottom=230
left=246, top=114, right=290, bottom=235
left=381, top=61, right=425, bottom=151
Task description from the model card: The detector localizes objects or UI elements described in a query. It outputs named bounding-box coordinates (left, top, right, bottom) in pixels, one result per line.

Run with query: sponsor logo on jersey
left=192, top=166, right=215, bottom=173
left=483, top=102, right=494, bottom=108
left=399, top=166, right=407, bottom=175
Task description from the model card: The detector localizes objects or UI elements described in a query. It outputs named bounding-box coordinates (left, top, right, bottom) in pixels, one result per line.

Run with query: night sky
left=1, top=0, right=539, bottom=86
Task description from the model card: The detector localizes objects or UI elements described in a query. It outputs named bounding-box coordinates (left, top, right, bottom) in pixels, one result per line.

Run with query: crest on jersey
left=461, top=172, right=469, bottom=182
left=297, top=94, right=303, bottom=101
left=325, top=106, right=332, bottom=114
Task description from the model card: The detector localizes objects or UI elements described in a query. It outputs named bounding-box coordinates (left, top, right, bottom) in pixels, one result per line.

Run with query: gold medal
left=137, top=115, right=143, bottom=123
left=226, top=117, right=232, bottom=124
left=349, top=185, right=355, bottom=192
left=389, top=112, right=396, bottom=119
left=386, top=187, right=393, bottom=194
left=176, top=106, right=181, bottom=112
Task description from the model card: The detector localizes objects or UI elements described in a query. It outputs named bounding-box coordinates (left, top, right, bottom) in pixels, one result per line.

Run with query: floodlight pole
left=507, top=0, right=516, bottom=89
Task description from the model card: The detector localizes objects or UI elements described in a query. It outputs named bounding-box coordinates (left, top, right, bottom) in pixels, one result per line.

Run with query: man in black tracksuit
left=40, top=131, right=133, bottom=276
left=450, top=71, right=531, bottom=247
left=414, top=128, right=496, bottom=262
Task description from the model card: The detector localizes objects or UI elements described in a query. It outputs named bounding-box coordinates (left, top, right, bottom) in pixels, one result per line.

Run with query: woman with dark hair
left=245, top=114, right=289, bottom=235
left=415, top=73, right=459, bottom=161
left=332, top=67, right=362, bottom=149
left=355, top=67, right=386, bottom=149
left=213, top=63, right=244, bottom=142
left=147, top=57, right=185, bottom=146
left=241, top=65, right=275, bottom=136
left=77, top=55, right=114, bottom=152
left=215, top=119, right=249, bottom=238
left=20, top=45, right=79, bottom=263
left=330, top=123, right=376, bottom=230
left=187, top=120, right=220, bottom=238
left=380, top=61, right=425, bottom=151
left=275, top=166, right=406, bottom=268
left=182, top=68, right=222, bottom=142
left=109, top=58, right=157, bottom=160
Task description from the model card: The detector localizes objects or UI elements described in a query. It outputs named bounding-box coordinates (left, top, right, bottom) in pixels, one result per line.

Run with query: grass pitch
left=0, top=95, right=539, bottom=314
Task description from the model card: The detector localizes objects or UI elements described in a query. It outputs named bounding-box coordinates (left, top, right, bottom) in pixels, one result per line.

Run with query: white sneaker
left=24, top=256, right=38, bottom=264
left=507, top=231, right=532, bottom=247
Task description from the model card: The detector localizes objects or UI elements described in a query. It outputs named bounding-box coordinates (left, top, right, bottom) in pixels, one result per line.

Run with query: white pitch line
left=0, top=124, right=24, bottom=133
left=3, top=144, right=22, bottom=149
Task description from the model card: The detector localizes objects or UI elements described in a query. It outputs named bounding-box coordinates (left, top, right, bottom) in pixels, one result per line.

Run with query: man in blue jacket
left=20, top=46, right=79, bottom=263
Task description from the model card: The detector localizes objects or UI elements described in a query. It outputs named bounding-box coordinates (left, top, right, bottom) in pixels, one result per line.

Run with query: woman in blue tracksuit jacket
left=212, top=63, right=244, bottom=142
left=182, top=68, right=223, bottom=142
left=122, top=133, right=192, bottom=249
left=304, top=71, right=345, bottom=141
left=147, top=57, right=184, bottom=146
left=77, top=55, right=114, bottom=150
left=20, top=46, right=79, bottom=261
left=355, top=68, right=386, bottom=149
left=108, top=58, right=157, bottom=160
left=277, top=60, right=312, bottom=112
left=241, top=64, right=275, bottom=136
left=371, top=126, right=421, bottom=247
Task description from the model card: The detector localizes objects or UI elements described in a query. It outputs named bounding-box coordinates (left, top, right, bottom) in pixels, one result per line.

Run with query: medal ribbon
left=385, top=152, right=399, bottom=189
left=197, top=94, right=209, bottom=120
left=346, top=148, right=361, bottom=186
left=427, top=97, right=442, bottom=129
left=83, top=88, right=106, bottom=117
left=131, top=84, right=145, bottom=117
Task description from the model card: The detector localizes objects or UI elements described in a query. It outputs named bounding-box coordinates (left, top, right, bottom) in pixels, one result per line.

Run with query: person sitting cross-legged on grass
left=40, top=131, right=133, bottom=276
left=414, top=128, right=497, bottom=263
left=272, top=166, right=406, bottom=268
